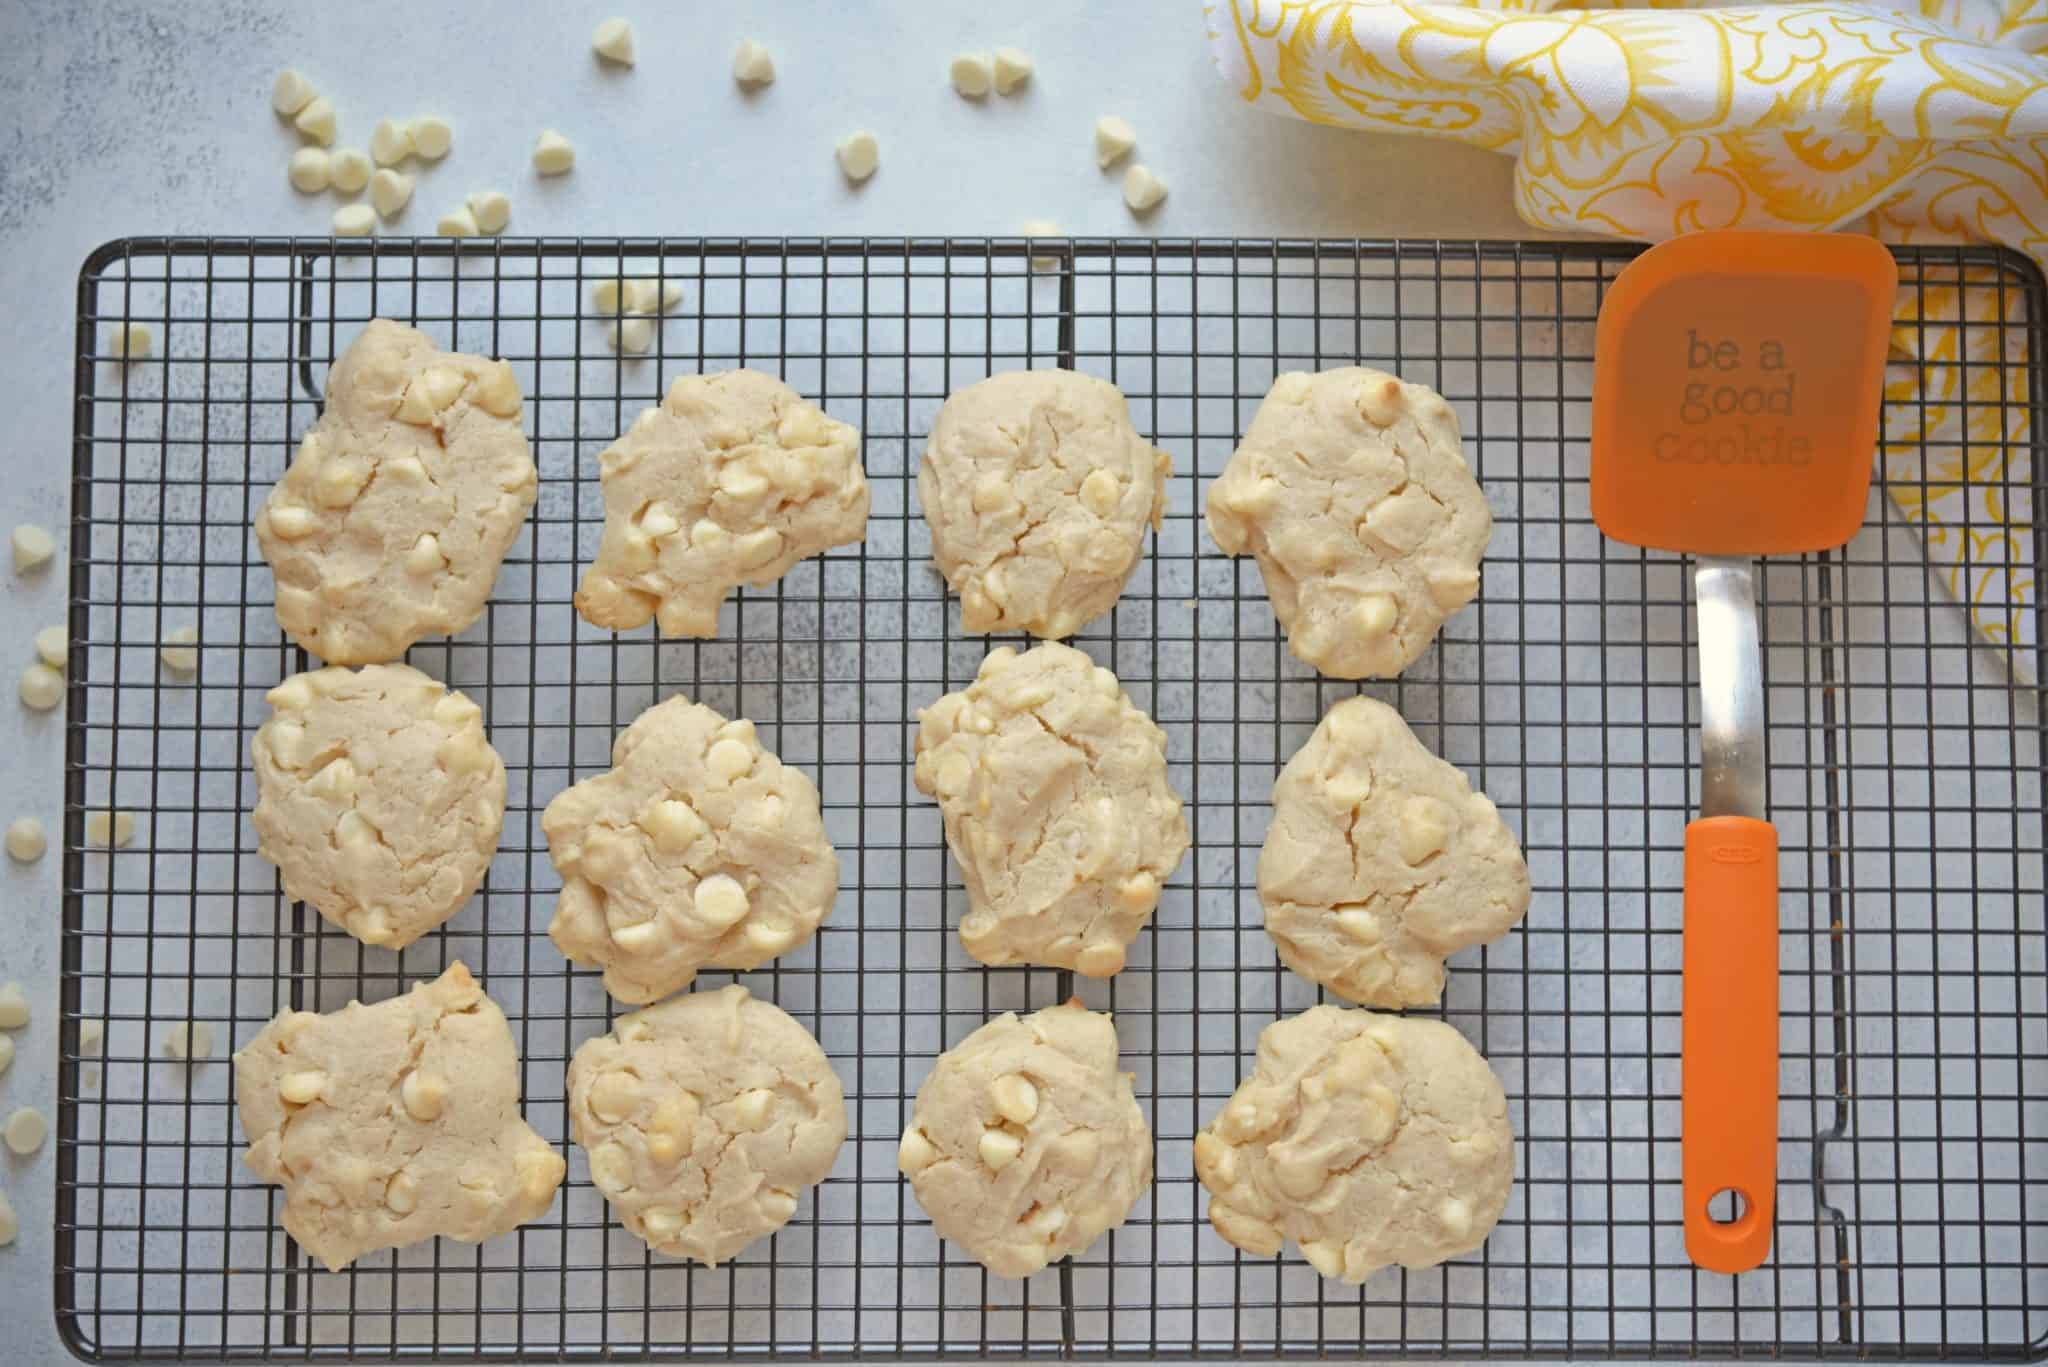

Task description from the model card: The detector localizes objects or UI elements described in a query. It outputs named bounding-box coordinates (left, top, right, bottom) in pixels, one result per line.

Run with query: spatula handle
left=1682, top=814, right=1778, bottom=1273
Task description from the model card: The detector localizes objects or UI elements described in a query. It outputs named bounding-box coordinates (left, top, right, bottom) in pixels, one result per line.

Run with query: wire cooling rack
left=56, top=237, right=2048, bottom=1362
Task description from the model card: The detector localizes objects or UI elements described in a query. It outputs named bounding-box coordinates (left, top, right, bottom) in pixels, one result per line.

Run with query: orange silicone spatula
left=1590, top=230, right=1896, bottom=1274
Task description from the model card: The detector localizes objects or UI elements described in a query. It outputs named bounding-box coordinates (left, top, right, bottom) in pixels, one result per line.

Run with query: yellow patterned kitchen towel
left=1208, top=0, right=2042, bottom=683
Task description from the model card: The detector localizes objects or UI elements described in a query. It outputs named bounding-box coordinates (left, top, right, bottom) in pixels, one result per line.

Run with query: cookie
left=567, top=984, right=846, bottom=1265
left=255, top=318, right=538, bottom=665
left=232, top=962, right=566, bottom=1272
left=899, top=1002, right=1152, bottom=1278
left=1206, top=368, right=1488, bottom=677
left=575, top=370, right=868, bottom=636
left=1261, top=696, right=1529, bottom=1007
left=913, top=642, right=1188, bottom=977
left=918, top=370, right=1171, bottom=639
left=251, top=663, right=505, bottom=949
left=1195, top=1005, right=1513, bottom=1283
left=544, top=694, right=838, bottom=1005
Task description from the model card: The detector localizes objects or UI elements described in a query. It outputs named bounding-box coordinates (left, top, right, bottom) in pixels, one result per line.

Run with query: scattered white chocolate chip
left=592, top=17, right=636, bottom=65
left=160, top=625, right=198, bottom=673
left=369, top=168, right=414, bottom=219
left=34, top=625, right=65, bottom=671
left=5, top=818, right=46, bottom=864
left=949, top=52, right=993, bottom=98
left=84, top=811, right=135, bottom=848
left=1094, top=115, right=1136, bottom=168
left=1021, top=219, right=1060, bottom=270
left=532, top=129, right=575, bottom=176
left=435, top=206, right=478, bottom=237
left=277, top=1068, right=327, bottom=1103
left=385, top=1169, right=418, bottom=1214
left=108, top=322, right=151, bottom=361
left=1122, top=163, right=1168, bottom=214
left=18, top=663, right=61, bottom=712
left=271, top=69, right=317, bottom=117
left=897, top=1126, right=939, bottom=1173
left=3, top=1108, right=45, bottom=1156
left=691, top=873, right=749, bottom=929
left=991, top=1073, right=1039, bottom=1125
left=835, top=130, right=879, bottom=183
left=468, top=190, right=511, bottom=235
left=12, top=525, right=54, bottom=574
left=332, top=203, right=376, bottom=237
left=0, top=1189, right=15, bottom=1246
left=293, top=95, right=336, bottom=146
left=287, top=147, right=332, bottom=193
left=163, top=1021, right=213, bottom=1061
left=732, top=1087, right=773, bottom=1130
left=607, top=316, right=654, bottom=355
left=705, top=736, right=754, bottom=780
left=400, top=1069, right=446, bottom=1120
left=0, top=983, right=26, bottom=1029
left=978, top=1128, right=1023, bottom=1170
left=993, top=48, right=1032, bottom=94
left=370, top=118, right=413, bottom=167
left=329, top=148, right=371, bottom=194
left=410, top=115, right=452, bottom=161
left=733, top=38, right=774, bottom=86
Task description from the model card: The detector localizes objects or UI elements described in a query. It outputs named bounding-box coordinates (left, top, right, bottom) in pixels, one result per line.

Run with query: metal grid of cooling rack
left=55, top=237, right=2048, bottom=1362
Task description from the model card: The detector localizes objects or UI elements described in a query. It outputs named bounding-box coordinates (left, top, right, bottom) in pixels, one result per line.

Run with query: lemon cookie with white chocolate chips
left=544, top=694, right=838, bottom=1005
left=1261, top=696, right=1529, bottom=1008
left=255, top=319, right=538, bottom=665
left=919, top=370, right=1171, bottom=639
left=575, top=370, right=869, bottom=636
left=568, top=983, right=846, bottom=1265
left=1196, top=1005, right=1513, bottom=1284
left=1206, top=367, right=1489, bottom=678
left=914, top=642, right=1188, bottom=977
left=900, top=1001, right=1152, bottom=1278
left=252, top=663, right=506, bottom=950
left=232, top=961, right=565, bottom=1272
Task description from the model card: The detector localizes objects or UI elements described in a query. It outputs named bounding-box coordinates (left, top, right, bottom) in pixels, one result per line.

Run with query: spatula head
left=1591, top=231, right=1896, bottom=557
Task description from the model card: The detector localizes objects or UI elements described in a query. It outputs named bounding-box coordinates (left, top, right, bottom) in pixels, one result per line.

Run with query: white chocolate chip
left=1079, top=468, right=1120, bottom=518
left=160, top=625, right=198, bottom=673
left=990, top=1073, right=1039, bottom=1125
left=691, top=873, right=749, bottom=929
left=287, top=147, right=332, bottom=193
left=434, top=206, right=478, bottom=238
left=1336, top=907, right=1381, bottom=944
left=369, top=168, right=414, bottom=219
left=34, top=624, right=65, bottom=671
left=405, top=532, right=444, bottom=576
left=532, top=128, right=575, bottom=176
left=278, top=1068, right=327, bottom=1103
left=897, top=1126, right=939, bottom=1173
left=330, top=148, right=371, bottom=194
left=744, top=918, right=796, bottom=955
left=608, top=316, right=654, bottom=355
left=639, top=797, right=706, bottom=853
left=293, top=95, right=336, bottom=145
left=1094, top=115, right=1136, bottom=167
left=586, top=1069, right=640, bottom=1123
left=705, top=737, right=754, bottom=781
left=1302, top=1238, right=1345, bottom=1279
left=19, top=663, right=62, bottom=711
left=732, top=1087, right=773, bottom=1130
left=1439, top=1196, right=1472, bottom=1238
left=1358, top=374, right=1406, bottom=427
left=370, top=119, right=413, bottom=167
left=1021, top=219, right=1060, bottom=271
left=610, top=919, right=660, bottom=950
left=1355, top=592, right=1398, bottom=641
left=993, top=48, right=1032, bottom=95
left=0, top=982, right=28, bottom=1029
left=332, top=203, right=376, bottom=237
left=1399, top=795, right=1453, bottom=866
left=384, top=1170, right=419, bottom=1215
left=949, top=52, right=992, bottom=98
left=163, top=1021, right=214, bottom=1061
left=641, top=1207, right=682, bottom=1240
left=271, top=68, right=317, bottom=117
left=732, top=38, right=774, bottom=86
left=1122, top=163, right=1168, bottom=214
left=11, top=525, right=54, bottom=574
left=0, top=1190, right=15, bottom=1246
left=108, top=322, right=151, bottom=361
left=400, top=1069, right=447, bottom=1121
left=592, top=17, right=636, bottom=65
left=83, top=811, right=134, bottom=848
left=467, top=191, right=511, bottom=235
left=6, top=818, right=46, bottom=864
left=410, top=116, right=452, bottom=161
left=4, top=1107, right=47, bottom=1156
left=835, top=130, right=879, bottom=183
left=978, top=1128, right=1023, bottom=1170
